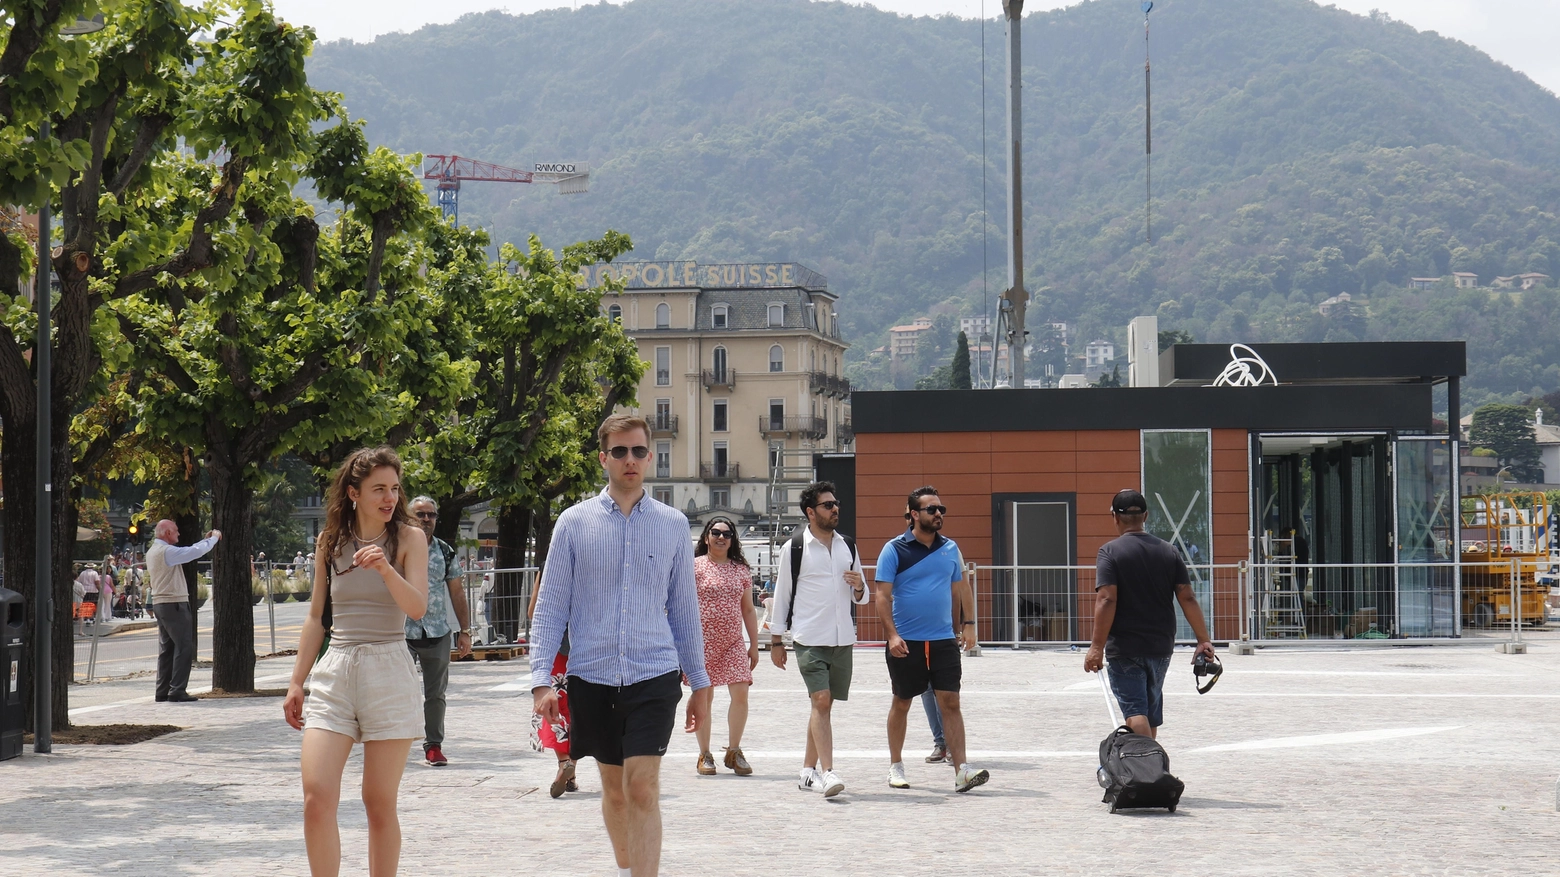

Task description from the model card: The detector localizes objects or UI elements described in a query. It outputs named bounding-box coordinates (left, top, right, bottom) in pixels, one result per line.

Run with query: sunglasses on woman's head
left=606, top=445, right=651, bottom=459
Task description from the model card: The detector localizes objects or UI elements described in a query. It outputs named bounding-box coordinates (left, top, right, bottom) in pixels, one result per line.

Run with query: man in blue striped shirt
left=532, top=414, right=710, bottom=877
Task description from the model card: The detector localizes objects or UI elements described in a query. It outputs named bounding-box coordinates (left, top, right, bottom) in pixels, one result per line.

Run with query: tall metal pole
left=33, top=118, right=53, bottom=753
left=1144, top=1, right=1153, bottom=244
left=1001, top=0, right=1026, bottom=388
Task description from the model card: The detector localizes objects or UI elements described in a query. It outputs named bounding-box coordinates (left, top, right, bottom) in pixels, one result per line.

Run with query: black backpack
left=1097, top=725, right=1185, bottom=813
left=785, top=529, right=858, bottom=630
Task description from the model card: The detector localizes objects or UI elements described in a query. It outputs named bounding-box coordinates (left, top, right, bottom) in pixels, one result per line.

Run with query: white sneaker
left=954, top=764, right=990, bottom=794
left=818, top=769, right=845, bottom=797
left=798, top=767, right=820, bottom=792
left=887, top=762, right=910, bottom=789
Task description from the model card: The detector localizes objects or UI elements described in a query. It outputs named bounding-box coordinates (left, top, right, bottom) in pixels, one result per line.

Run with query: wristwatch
left=459, top=628, right=472, bottom=635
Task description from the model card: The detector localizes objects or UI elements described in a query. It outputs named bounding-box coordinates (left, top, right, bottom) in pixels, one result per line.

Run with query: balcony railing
left=837, top=419, right=854, bottom=443
left=651, top=414, right=678, bottom=437
left=759, top=415, right=828, bottom=440
left=700, top=462, right=740, bottom=482
left=701, top=369, right=736, bottom=390
left=809, top=372, right=852, bottom=398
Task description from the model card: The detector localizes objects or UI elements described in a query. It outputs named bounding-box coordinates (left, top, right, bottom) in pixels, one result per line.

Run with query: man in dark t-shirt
left=1084, top=489, right=1215, bottom=739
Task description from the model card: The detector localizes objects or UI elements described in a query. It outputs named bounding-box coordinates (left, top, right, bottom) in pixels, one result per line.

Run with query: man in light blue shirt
left=147, top=520, right=220, bottom=702
left=531, top=414, right=710, bottom=877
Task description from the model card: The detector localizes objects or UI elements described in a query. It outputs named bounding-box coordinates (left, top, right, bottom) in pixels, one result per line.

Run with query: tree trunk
left=492, top=504, right=531, bottom=643
left=208, top=460, right=256, bottom=692
left=48, top=395, right=75, bottom=729
left=0, top=408, right=39, bottom=732
left=433, top=499, right=464, bottom=546
left=533, top=505, right=558, bottom=576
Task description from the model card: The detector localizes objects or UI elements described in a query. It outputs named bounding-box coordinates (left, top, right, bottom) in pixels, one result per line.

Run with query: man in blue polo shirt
left=874, top=486, right=990, bottom=794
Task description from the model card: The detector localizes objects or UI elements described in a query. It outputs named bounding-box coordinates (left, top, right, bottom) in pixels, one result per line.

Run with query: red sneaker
left=424, top=745, right=448, bottom=767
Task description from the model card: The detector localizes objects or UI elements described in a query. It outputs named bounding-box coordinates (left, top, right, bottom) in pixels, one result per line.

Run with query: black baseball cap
left=1110, top=489, right=1148, bottom=514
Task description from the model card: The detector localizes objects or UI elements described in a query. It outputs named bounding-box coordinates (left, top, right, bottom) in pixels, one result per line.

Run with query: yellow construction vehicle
left=1460, top=492, right=1549, bottom=628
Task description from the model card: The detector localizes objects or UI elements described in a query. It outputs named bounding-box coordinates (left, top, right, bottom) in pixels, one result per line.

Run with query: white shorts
left=303, top=640, right=423, bottom=742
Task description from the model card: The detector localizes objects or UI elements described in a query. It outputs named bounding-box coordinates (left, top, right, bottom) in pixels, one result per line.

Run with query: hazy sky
left=276, top=0, right=1559, bottom=96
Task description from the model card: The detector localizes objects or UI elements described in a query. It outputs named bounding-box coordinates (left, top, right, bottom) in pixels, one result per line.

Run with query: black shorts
left=885, top=638, right=962, bottom=700
left=566, top=670, right=682, bottom=766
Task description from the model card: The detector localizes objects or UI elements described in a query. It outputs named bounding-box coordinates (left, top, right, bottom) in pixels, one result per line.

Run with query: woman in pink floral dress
left=689, top=517, right=759, bottom=776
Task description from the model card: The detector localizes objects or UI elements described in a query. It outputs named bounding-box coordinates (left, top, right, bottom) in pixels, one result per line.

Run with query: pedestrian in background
left=875, top=486, right=988, bottom=793
left=689, top=516, right=758, bottom=777
left=283, top=446, right=429, bottom=877
left=405, top=496, right=473, bottom=767
left=147, top=521, right=220, bottom=702
left=1084, top=489, right=1216, bottom=739
left=770, top=481, right=867, bottom=799
left=527, top=579, right=579, bottom=798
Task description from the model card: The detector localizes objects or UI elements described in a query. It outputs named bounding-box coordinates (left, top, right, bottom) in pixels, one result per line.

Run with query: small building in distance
left=1409, top=277, right=1441, bottom=290
left=890, top=317, right=932, bottom=360
left=1318, top=292, right=1353, bottom=315
left=1492, top=273, right=1551, bottom=290
left=1452, top=272, right=1479, bottom=289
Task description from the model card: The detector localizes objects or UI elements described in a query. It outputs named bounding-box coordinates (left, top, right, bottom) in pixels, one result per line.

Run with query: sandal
left=549, top=758, right=576, bottom=799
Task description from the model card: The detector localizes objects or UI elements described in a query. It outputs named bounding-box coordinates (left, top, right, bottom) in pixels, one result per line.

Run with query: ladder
left=1260, top=532, right=1307, bottom=639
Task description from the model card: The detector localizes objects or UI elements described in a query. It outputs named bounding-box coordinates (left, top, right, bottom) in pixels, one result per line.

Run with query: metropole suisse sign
left=577, top=261, right=826, bottom=291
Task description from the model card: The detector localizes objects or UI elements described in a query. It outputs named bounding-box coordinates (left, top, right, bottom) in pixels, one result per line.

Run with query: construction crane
left=420, top=155, right=590, bottom=225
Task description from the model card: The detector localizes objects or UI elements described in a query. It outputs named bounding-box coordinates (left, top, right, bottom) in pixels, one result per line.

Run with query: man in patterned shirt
left=406, top=496, right=472, bottom=766
left=531, top=414, right=710, bottom=877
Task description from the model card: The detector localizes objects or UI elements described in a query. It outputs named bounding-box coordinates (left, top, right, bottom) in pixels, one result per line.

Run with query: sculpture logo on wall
left=1210, top=343, right=1278, bottom=387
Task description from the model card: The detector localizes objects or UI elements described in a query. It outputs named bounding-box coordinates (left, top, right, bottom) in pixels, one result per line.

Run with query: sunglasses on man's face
left=606, top=445, right=651, bottom=460
left=707, top=529, right=733, bottom=540
left=415, top=512, right=438, bottom=522
left=918, top=504, right=947, bottom=515
left=815, top=500, right=841, bottom=511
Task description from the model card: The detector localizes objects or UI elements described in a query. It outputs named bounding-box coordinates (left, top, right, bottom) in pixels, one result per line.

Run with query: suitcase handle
left=1098, top=664, right=1124, bottom=729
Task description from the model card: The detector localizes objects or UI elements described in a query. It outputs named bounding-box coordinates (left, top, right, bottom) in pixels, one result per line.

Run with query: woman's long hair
left=695, top=517, right=748, bottom=568
left=318, top=447, right=415, bottom=574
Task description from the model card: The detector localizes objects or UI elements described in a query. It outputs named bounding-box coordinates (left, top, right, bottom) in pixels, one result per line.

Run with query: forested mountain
left=308, top=0, right=1560, bottom=405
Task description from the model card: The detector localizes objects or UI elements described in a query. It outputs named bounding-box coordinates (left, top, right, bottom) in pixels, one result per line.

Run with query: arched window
left=768, top=303, right=784, bottom=327
left=770, top=344, right=784, bottom=373
left=656, top=302, right=670, bottom=329
left=607, top=304, right=622, bottom=323
left=712, top=346, right=728, bottom=382
left=711, top=305, right=728, bottom=329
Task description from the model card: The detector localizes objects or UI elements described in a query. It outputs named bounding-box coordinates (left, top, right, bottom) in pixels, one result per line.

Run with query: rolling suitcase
left=1096, top=668, right=1184, bottom=813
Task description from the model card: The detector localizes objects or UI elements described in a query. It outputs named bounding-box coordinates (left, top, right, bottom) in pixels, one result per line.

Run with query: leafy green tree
left=121, top=106, right=460, bottom=690
left=914, top=363, right=952, bottom=390
left=1470, top=403, right=1544, bottom=484
left=0, top=0, right=326, bottom=725
left=1093, top=363, right=1124, bottom=388
left=252, top=471, right=307, bottom=560
left=950, top=330, right=972, bottom=389
left=399, top=230, right=643, bottom=579
left=1157, top=328, right=1194, bottom=352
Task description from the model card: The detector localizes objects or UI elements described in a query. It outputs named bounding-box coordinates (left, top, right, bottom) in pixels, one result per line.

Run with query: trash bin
left=0, top=586, right=23, bottom=762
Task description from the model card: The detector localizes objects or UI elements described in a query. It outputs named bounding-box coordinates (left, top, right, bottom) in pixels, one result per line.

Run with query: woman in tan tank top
left=283, top=447, right=429, bottom=876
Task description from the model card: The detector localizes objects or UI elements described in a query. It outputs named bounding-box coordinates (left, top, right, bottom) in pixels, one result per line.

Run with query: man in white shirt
left=770, top=481, right=867, bottom=798
left=146, top=519, right=220, bottom=702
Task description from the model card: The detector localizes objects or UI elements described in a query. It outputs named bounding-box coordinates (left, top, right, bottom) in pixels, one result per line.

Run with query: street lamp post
left=32, top=116, right=52, bottom=753
left=34, top=11, right=105, bottom=754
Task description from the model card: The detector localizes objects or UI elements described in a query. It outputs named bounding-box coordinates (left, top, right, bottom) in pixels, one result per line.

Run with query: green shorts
left=795, top=644, right=853, bottom=701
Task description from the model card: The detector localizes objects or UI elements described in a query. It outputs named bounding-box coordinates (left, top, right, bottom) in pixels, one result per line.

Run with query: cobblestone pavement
left=7, top=640, right=1560, bottom=876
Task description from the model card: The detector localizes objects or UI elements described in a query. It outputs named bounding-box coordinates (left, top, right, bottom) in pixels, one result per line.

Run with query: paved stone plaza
left=7, top=639, right=1560, bottom=876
